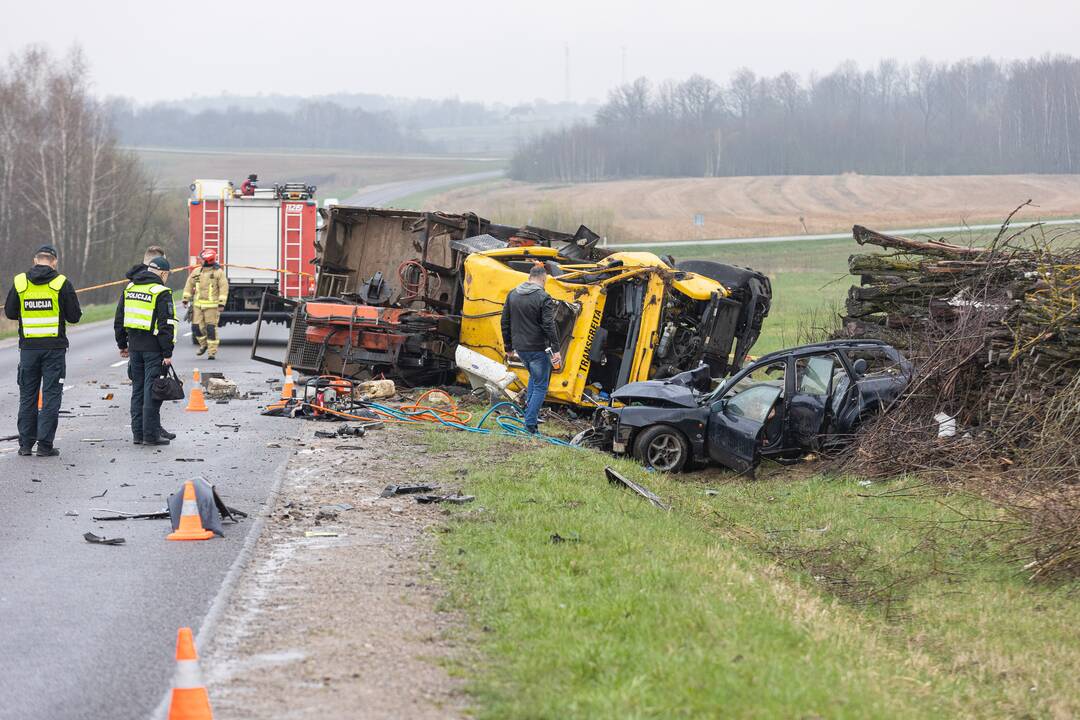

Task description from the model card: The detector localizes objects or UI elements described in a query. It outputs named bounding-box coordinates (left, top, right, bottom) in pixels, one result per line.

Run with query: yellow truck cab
left=460, top=246, right=759, bottom=407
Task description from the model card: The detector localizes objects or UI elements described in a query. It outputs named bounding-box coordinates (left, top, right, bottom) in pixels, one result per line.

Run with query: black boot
left=144, top=437, right=171, bottom=446
left=36, top=446, right=60, bottom=457
left=158, top=428, right=177, bottom=440
left=18, top=446, right=34, bottom=456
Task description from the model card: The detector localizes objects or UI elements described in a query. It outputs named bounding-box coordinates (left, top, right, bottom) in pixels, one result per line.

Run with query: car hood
left=610, top=380, right=699, bottom=408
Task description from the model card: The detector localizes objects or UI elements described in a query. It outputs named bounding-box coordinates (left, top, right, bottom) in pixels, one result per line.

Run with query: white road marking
left=110, top=360, right=127, bottom=367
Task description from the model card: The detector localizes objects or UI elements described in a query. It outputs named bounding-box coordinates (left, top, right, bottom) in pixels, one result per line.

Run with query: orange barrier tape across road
left=75, top=264, right=313, bottom=294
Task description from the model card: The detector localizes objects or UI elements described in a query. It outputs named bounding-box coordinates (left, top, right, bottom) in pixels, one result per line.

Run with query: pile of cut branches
left=835, top=207, right=1080, bottom=580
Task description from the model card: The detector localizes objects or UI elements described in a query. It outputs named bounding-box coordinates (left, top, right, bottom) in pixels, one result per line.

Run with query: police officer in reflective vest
left=182, top=248, right=229, bottom=359
left=115, top=256, right=177, bottom=445
left=4, top=245, right=82, bottom=457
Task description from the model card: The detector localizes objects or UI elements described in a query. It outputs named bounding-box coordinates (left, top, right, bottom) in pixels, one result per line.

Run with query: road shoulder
left=203, top=425, right=469, bottom=719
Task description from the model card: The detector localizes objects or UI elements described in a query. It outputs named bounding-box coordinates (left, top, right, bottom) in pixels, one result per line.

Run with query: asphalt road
left=344, top=169, right=504, bottom=206
left=0, top=317, right=296, bottom=720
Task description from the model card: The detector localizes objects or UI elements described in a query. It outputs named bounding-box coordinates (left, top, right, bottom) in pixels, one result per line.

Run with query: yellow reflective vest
left=14, top=272, right=67, bottom=338
left=122, top=281, right=171, bottom=334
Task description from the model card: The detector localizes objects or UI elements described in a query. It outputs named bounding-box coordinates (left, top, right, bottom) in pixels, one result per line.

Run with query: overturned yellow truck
left=254, top=207, right=771, bottom=407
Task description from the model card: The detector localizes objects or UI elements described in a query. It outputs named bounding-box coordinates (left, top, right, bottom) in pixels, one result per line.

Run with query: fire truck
left=187, top=178, right=318, bottom=331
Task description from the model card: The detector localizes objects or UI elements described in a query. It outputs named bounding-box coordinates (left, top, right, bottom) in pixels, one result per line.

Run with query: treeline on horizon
left=108, top=99, right=431, bottom=153
left=509, top=56, right=1080, bottom=181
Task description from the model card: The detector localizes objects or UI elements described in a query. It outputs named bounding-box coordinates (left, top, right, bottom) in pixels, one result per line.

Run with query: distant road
left=344, top=170, right=505, bottom=206
left=607, top=217, right=1080, bottom=250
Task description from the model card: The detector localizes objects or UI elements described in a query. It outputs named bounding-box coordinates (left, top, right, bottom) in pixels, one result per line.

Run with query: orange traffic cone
left=167, top=627, right=214, bottom=720
left=186, top=368, right=208, bottom=412
left=280, top=364, right=295, bottom=401
left=167, top=481, right=214, bottom=541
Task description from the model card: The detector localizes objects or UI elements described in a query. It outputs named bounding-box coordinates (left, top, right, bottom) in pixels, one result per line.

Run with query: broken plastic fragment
left=84, top=532, right=125, bottom=545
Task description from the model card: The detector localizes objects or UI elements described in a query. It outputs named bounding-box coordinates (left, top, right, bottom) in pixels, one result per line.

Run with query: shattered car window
left=796, top=355, right=837, bottom=395
left=843, top=347, right=902, bottom=376
left=725, top=384, right=782, bottom=423
left=722, top=360, right=785, bottom=423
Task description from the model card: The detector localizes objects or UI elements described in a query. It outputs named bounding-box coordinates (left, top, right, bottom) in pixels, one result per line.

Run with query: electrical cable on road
left=292, top=383, right=574, bottom=447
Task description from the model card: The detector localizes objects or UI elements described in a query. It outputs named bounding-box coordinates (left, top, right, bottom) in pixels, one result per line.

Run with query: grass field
left=426, top=174, right=1080, bottom=243
left=129, top=147, right=503, bottom=201
left=426, top=431, right=1080, bottom=719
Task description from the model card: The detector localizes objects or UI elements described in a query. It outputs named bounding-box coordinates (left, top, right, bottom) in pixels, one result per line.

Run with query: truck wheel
left=633, top=425, right=689, bottom=473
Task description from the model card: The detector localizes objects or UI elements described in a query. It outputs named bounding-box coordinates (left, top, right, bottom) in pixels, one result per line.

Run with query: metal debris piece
left=1, top=434, right=20, bottom=442
left=175, top=458, right=205, bottom=462
left=314, top=430, right=338, bottom=439
left=83, top=532, right=125, bottom=546
left=415, top=493, right=475, bottom=505
left=334, top=445, right=364, bottom=450
left=381, top=484, right=436, bottom=498
left=90, top=489, right=108, bottom=500
left=304, top=531, right=339, bottom=538
left=64, top=510, right=79, bottom=517
left=604, top=466, right=669, bottom=510
left=550, top=532, right=580, bottom=544
left=92, top=509, right=169, bottom=521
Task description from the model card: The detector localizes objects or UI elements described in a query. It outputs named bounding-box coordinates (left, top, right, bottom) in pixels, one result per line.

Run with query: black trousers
left=17, top=347, right=66, bottom=450
left=129, top=351, right=164, bottom=440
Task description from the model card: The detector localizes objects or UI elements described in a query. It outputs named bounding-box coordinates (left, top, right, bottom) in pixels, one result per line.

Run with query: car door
left=706, top=361, right=785, bottom=472
left=787, top=353, right=838, bottom=450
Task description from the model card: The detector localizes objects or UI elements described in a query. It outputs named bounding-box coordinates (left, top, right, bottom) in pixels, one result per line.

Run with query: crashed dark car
left=576, top=339, right=912, bottom=473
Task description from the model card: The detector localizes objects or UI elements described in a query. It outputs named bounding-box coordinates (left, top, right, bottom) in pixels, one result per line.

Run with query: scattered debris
left=334, top=445, right=364, bottom=450
left=101, top=393, right=114, bottom=400
left=604, top=467, right=669, bottom=510
left=304, top=531, right=339, bottom=538
left=415, top=494, right=475, bottom=505
left=320, top=503, right=354, bottom=512
left=64, top=510, right=79, bottom=517
left=83, top=532, right=125, bottom=546
left=0, top=434, right=19, bottom=442
left=381, top=484, right=436, bottom=498
left=175, top=458, right=205, bottom=462
left=550, top=532, right=580, bottom=544
left=90, top=489, right=108, bottom=500
left=92, top=509, right=169, bottom=521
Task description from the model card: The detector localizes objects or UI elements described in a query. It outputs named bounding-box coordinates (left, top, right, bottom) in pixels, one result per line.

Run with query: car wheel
left=633, top=425, right=690, bottom=472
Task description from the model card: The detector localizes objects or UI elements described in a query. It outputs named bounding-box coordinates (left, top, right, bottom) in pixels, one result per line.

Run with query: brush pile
left=835, top=209, right=1080, bottom=580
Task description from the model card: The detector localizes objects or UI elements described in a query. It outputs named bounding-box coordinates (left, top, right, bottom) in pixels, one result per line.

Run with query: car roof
left=753, top=339, right=892, bottom=364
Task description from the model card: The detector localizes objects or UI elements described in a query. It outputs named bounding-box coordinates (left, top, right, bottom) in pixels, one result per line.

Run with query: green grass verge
left=425, top=430, right=1080, bottom=719
left=0, top=302, right=113, bottom=340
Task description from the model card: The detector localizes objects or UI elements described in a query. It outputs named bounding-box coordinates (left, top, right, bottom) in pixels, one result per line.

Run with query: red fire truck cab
left=188, top=179, right=318, bottom=329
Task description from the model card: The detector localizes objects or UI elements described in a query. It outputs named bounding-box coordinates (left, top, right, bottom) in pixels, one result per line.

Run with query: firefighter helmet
left=199, top=249, right=218, bottom=265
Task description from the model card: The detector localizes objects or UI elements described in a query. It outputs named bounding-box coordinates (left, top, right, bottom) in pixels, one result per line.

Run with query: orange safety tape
left=74, top=263, right=312, bottom=294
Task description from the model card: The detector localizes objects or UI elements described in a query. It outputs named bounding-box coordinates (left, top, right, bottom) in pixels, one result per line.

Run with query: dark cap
left=148, top=256, right=171, bottom=271
left=36, top=245, right=58, bottom=258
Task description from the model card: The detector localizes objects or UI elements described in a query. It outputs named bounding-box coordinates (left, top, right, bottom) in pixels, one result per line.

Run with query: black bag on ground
left=152, top=365, right=185, bottom=402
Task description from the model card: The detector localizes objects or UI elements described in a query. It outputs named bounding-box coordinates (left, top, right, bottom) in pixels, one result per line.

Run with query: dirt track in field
left=426, top=174, right=1080, bottom=242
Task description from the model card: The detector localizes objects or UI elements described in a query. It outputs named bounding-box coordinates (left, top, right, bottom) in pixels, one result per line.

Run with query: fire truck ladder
left=282, top=204, right=304, bottom=298
left=201, top=199, right=221, bottom=256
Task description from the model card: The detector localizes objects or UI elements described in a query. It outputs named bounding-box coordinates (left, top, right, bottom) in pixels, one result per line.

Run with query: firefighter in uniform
left=182, top=249, right=229, bottom=359
left=115, top=256, right=177, bottom=445
left=4, top=245, right=82, bottom=457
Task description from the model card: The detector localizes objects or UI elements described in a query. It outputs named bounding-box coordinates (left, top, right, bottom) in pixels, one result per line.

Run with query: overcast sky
left=3, top=0, right=1078, bottom=104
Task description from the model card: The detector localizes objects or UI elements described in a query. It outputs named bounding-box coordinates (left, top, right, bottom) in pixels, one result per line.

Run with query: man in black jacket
left=115, top=256, right=177, bottom=445
left=4, top=245, right=82, bottom=457
left=500, top=263, right=562, bottom=434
